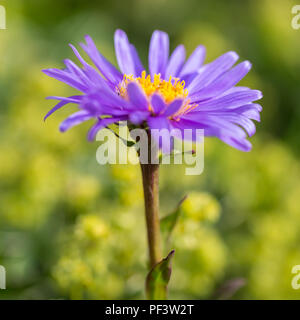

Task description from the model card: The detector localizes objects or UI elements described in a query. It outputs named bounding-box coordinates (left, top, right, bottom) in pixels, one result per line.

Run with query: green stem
left=140, top=131, right=162, bottom=269
left=140, top=162, right=162, bottom=268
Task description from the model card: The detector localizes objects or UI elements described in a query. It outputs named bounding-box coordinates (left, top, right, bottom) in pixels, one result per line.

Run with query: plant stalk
left=140, top=133, right=162, bottom=269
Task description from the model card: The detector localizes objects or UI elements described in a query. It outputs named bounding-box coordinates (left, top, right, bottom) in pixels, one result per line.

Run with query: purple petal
left=151, top=94, right=166, bottom=115
left=220, top=135, right=252, bottom=152
left=170, top=118, right=209, bottom=142
left=42, top=68, right=88, bottom=92
left=251, top=103, right=262, bottom=112
left=44, top=100, right=70, bottom=121
left=79, top=91, right=127, bottom=116
left=81, top=35, right=122, bottom=85
left=64, top=59, right=93, bottom=87
left=179, top=111, right=256, bottom=150
left=165, top=45, right=186, bottom=79
left=69, top=44, right=89, bottom=66
left=174, top=117, right=252, bottom=151
left=44, top=95, right=82, bottom=121
left=148, top=116, right=170, bottom=131
left=114, top=29, right=139, bottom=76
left=180, top=72, right=198, bottom=87
left=149, top=30, right=169, bottom=79
left=180, top=45, right=206, bottom=76
left=69, top=44, right=110, bottom=88
left=127, top=82, right=149, bottom=110
left=243, top=110, right=260, bottom=122
left=190, top=61, right=252, bottom=100
left=214, top=114, right=256, bottom=136
left=177, top=116, right=247, bottom=141
left=219, top=86, right=248, bottom=96
left=87, top=116, right=126, bottom=141
left=130, top=44, right=144, bottom=76
left=84, top=86, right=131, bottom=111
left=187, top=51, right=239, bottom=94
left=46, top=96, right=82, bottom=103
left=192, top=103, right=262, bottom=123
left=148, top=116, right=172, bottom=153
left=190, top=89, right=263, bottom=109
left=163, top=99, right=183, bottom=117
left=234, top=104, right=262, bottom=121
left=129, top=111, right=149, bottom=125
left=59, top=111, right=93, bottom=132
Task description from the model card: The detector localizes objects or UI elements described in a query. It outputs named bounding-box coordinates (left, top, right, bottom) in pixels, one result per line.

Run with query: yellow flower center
left=117, top=70, right=197, bottom=118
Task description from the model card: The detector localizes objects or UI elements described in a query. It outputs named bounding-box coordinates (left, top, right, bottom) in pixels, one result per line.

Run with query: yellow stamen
left=117, top=70, right=197, bottom=118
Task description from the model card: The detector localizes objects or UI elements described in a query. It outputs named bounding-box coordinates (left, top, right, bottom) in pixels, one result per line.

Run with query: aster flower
left=43, top=30, right=263, bottom=300
left=43, top=29, right=262, bottom=152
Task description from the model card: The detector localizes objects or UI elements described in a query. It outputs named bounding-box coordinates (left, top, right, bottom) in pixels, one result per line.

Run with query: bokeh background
left=1, top=0, right=300, bottom=299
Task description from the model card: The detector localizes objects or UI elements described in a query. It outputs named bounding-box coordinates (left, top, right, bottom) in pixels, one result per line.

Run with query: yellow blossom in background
left=181, top=192, right=221, bottom=223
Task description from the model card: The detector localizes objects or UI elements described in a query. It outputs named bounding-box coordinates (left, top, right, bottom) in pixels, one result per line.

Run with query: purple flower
left=43, top=29, right=262, bottom=151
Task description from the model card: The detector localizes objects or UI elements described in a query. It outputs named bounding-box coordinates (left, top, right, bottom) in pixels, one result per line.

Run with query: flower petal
left=190, top=61, right=252, bottom=100
left=59, top=111, right=93, bottom=132
left=149, top=30, right=169, bottom=79
left=79, top=91, right=129, bottom=116
left=233, top=104, right=262, bottom=121
left=163, top=99, right=183, bottom=117
left=44, top=101, right=69, bottom=121
left=69, top=43, right=110, bottom=88
left=180, top=45, right=206, bottom=76
left=87, top=116, right=126, bottom=141
left=172, top=117, right=251, bottom=151
left=129, top=111, right=149, bottom=124
left=64, top=59, right=93, bottom=87
left=46, top=96, right=82, bottom=103
left=42, top=68, right=88, bottom=92
left=82, top=87, right=129, bottom=112
left=215, top=114, right=256, bottom=136
left=148, top=116, right=170, bottom=131
left=81, top=35, right=123, bottom=85
left=220, top=134, right=252, bottom=152
left=148, top=116, right=172, bottom=153
left=151, top=94, right=166, bottom=115
left=182, top=109, right=256, bottom=139
left=127, top=82, right=149, bottom=110
left=190, top=89, right=263, bottom=109
left=165, top=45, right=186, bottom=79
left=130, top=44, right=144, bottom=76
left=187, top=51, right=239, bottom=94
left=114, top=29, right=139, bottom=76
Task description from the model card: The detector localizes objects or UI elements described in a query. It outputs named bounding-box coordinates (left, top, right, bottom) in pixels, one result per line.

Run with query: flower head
left=43, top=29, right=262, bottom=151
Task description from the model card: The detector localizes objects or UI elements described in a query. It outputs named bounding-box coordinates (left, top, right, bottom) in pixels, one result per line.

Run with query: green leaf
left=108, top=128, right=136, bottom=147
left=159, top=150, right=195, bottom=164
left=145, top=250, right=175, bottom=300
left=160, top=195, right=187, bottom=240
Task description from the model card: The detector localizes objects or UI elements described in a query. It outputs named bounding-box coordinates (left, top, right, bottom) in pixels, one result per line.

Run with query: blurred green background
left=1, top=0, right=300, bottom=299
